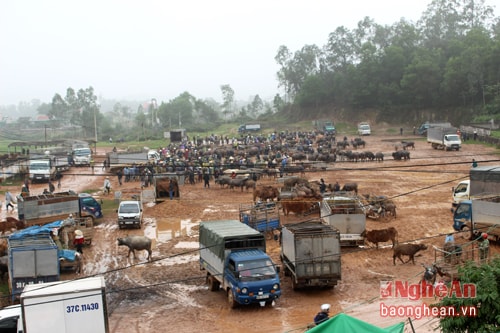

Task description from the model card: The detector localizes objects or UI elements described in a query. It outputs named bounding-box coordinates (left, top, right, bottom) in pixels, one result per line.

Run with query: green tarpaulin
left=307, top=313, right=404, bottom=333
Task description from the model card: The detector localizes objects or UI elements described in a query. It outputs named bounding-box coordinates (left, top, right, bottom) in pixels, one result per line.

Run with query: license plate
left=256, top=294, right=269, bottom=300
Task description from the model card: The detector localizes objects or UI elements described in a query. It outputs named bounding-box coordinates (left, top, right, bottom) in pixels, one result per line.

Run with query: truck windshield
left=120, top=204, right=139, bottom=213
left=445, top=135, right=460, bottom=141
left=237, top=259, right=276, bottom=281
left=74, top=148, right=91, bottom=156
left=30, top=162, right=49, bottom=170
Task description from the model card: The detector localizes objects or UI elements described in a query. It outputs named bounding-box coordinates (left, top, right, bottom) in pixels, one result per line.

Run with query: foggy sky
left=1, top=0, right=446, bottom=106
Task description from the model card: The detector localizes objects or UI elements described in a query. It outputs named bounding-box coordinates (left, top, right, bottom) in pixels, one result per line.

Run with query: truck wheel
left=208, top=275, right=220, bottom=291
left=227, top=290, right=238, bottom=309
left=291, top=277, right=298, bottom=290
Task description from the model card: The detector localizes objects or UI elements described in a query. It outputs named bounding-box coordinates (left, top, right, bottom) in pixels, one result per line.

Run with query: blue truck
left=199, top=220, right=281, bottom=308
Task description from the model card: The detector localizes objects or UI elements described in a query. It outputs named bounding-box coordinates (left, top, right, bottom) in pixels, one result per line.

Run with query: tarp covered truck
left=427, top=127, right=461, bottom=151
left=320, top=194, right=366, bottom=247
left=452, top=165, right=500, bottom=207
left=280, top=221, right=341, bottom=290
left=0, top=276, right=109, bottom=333
left=199, top=220, right=281, bottom=308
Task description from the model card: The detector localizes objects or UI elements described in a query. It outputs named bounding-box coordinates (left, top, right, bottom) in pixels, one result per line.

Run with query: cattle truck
left=453, top=195, right=500, bottom=241
left=0, top=276, right=109, bottom=333
left=320, top=194, right=366, bottom=246
left=199, top=220, right=281, bottom=308
left=7, top=232, right=60, bottom=303
left=280, top=221, right=341, bottom=290
left=452, top=165, right=500, bottom=207
left=427, top=126, right=461, bottom=151
left=17, top=191, right=102, bottom=227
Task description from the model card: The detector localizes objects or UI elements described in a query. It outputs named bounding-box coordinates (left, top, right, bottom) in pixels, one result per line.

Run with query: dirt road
left=2, top=132, right=498, bottom=333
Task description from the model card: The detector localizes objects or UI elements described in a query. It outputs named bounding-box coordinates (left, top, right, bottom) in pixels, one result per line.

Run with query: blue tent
left=307, top=313, right=404, bottom=333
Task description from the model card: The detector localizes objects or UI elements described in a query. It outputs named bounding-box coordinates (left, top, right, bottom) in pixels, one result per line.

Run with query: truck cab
left=117, top=200, right=143, bottom=229
left=452, top=180, right=470, bottom=207
left=79, top=193, right=103, bottom=218
left=225, top=250, right=281, bottom=306
left=357, top=123, right=371, bottom=136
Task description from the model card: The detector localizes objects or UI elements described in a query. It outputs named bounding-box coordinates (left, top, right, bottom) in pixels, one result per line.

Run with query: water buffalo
left=365, top=227, right=398, bottom=249
left=253, top=186, right=280, bottom=202
left=229, top=177, right=248, bottom=191
left=215, top=175, right=232, bottom=188
left=393, top=243, right=427, bottom=265
left=341, top=182, right=358, bottom=194
left=118, top=236, right=152, bottom=262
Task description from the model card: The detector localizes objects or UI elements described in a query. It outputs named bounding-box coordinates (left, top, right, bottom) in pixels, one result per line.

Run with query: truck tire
left=208, top=275, right=220, bottom=291
left=227, top=289, right=238, bottom=309
left=291, top=277, right=299, bottom=290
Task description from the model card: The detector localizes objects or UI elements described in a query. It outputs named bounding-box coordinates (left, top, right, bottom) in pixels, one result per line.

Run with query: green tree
left=220, top=84, right=234, bottom=120
left=437, top=257, right=500, bottom=332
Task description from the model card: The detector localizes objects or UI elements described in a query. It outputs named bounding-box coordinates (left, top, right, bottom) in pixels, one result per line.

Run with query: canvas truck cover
left=199, top=220, right=266, bottom=261
left=470, top=165, right=500, bottom=196
left=21, top=276, right=109, bottom=333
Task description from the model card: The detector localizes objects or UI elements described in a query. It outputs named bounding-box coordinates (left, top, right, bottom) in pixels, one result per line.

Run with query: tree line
left=275, top=0, right=500, bottom=125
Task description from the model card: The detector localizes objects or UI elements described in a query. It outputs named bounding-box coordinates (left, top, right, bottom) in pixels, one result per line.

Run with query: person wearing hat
left=103, top=176, right=111, bottom=195
left=479, top=233, right=489, bottom=263
left=313, top=304, right=331, bottom=325
left=73, top=230, right=85, bottom=254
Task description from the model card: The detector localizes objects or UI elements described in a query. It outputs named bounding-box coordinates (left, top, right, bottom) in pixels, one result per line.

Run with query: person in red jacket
left=73, top=230, right=85, bottom=254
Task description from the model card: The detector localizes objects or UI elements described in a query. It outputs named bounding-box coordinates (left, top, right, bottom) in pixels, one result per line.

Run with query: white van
left=147, top=150, right=161, bottom=163
left=358, top=123, right=371, bottom=136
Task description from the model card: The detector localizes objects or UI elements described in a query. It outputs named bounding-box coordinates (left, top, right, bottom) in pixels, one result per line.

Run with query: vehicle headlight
left=241, top=288, right=248, bottom=294
left=272, top=284, right=279, bottom=290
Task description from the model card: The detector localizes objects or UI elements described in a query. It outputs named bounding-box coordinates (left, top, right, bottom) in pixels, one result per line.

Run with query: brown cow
left=253, top=186, right=280, bottom=202
left=393, top=243, right=427, bottom=265
left=365, top=227, right=398, bottom=249
left=156, top=178, right=179, bottom=198
left=281, top=198, right=318, bottom=216
left=0, top=217, right=25, bottom=235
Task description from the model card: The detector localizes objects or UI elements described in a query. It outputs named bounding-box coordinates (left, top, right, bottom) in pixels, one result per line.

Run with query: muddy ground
left=2, top=131, right=499, bottom=333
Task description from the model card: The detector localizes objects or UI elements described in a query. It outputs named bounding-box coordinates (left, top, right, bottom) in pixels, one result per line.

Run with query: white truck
left=72, top=147, right=92, bottom=166
left=427, top=126, right=461, bottom=151
left=452, top=165, right=500, bottom=207
left=357, top=122, right=371, bottom=136
left=320, top=194, right=366, bottom=247
left=0, top=276, right=109, bottom=333
left=29, top=157, right=57, bottom=183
